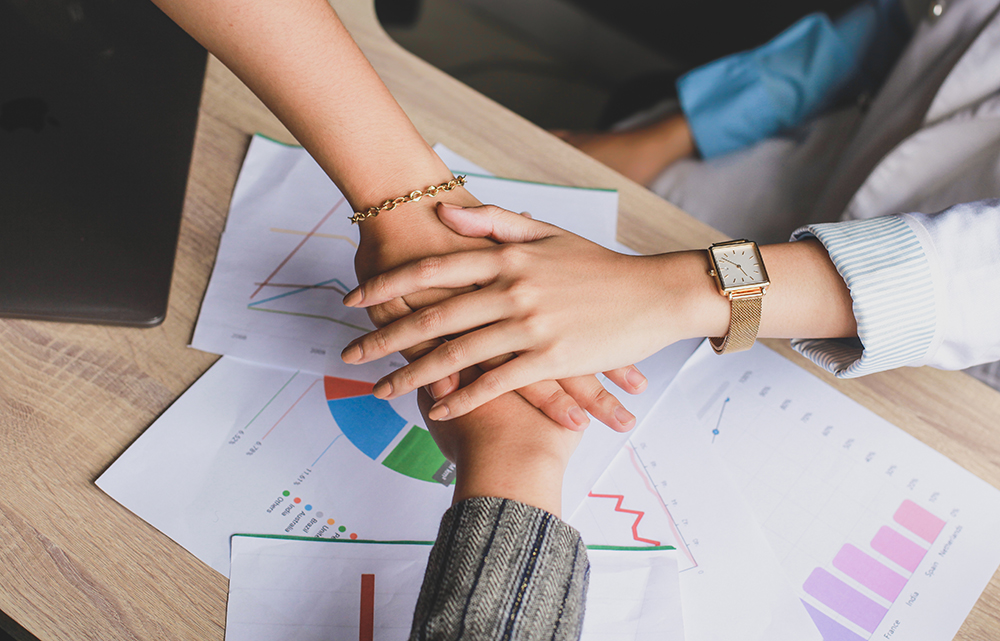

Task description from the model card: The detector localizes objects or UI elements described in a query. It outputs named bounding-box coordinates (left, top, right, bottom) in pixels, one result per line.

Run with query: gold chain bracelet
left=349, top=176, right=467, bottom=224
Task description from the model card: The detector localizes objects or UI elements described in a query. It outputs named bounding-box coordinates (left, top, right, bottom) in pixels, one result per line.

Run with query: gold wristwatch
left=707, top=239, right=769, bottom=354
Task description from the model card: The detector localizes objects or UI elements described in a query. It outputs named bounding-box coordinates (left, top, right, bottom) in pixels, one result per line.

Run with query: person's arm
left=341, top=203, right=856, bottom=418
left=346, top=199, right=1000, bottom=418
left=409, top=370, right=589, bottom=640
left=150, top=0, right=641, bottom=431
left=790, top=200, right=1000, bottom=377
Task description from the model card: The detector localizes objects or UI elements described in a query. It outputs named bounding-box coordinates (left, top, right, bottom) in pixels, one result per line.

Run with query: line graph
left=587, top=491, right=661, bottom=546
left=712, top=396, right=730, bottom=443
left=246, top=275, right=370, bottom=332
left=250, top=198, right=346, bottom=299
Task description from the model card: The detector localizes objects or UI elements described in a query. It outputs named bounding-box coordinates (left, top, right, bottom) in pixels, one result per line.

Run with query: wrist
left=452, top=444, right=569, bottom=517
left=645, top=250, right=731, bottom=341
left=355, top=186, right=482, bottom=245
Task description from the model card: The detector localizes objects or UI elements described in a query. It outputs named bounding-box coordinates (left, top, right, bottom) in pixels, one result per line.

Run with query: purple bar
left=871, top=526, right=927, bottom=572
left=834, top=544, right=908, bottom=601
left=894, top=499, right=946, bottom=543
left=803, top=568, right=888, bottom=633
left=802, top=600, right=867, bottom=641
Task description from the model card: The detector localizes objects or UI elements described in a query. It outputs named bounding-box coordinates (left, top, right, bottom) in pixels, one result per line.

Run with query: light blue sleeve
left=677, top=7, right=879, bottom=158
left=789, top=201, right=1000, bottom=377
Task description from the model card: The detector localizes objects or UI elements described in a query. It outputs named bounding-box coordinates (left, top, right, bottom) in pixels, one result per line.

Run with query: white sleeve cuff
left=789, top=215, right=939, bottom=378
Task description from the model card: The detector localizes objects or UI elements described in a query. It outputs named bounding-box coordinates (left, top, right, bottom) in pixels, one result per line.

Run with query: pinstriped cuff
left=410, top=497, right=589, bottom=641
left=790, top=216, right=938, bottom=378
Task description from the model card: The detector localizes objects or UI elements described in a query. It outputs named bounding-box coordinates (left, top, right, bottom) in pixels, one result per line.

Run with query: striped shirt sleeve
left=410, top=497, right=589, bottom=641
left=789, top=215, right=939, bottom=377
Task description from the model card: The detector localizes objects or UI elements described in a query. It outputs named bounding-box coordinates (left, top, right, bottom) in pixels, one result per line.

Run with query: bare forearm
left=657, top=239, right=857, bottom=341
left=420, top=387, right=576, bottom=518
left=150, top=0, right=464, bottom=232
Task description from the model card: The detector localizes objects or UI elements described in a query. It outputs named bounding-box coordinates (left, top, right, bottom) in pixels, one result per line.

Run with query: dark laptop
left=0, top=0, right=206, bottom=326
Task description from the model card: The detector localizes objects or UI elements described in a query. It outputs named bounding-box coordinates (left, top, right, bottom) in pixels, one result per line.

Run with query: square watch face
left=710, top=241, right=769, bottom=291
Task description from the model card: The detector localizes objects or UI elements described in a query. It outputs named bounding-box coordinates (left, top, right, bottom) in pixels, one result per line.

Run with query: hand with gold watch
left=706, top=239, right=770, bottom=354
left=340, top=205, right=857, bottom=421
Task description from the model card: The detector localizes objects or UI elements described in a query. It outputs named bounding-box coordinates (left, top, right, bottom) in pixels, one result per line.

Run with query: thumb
left=437, top=202, right=555, bottom=243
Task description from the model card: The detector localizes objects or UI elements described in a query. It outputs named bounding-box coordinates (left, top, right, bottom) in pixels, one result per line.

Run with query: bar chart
left=667, top=343, right=1000, bottom=641
left=802, top=500, right=947, bottom=639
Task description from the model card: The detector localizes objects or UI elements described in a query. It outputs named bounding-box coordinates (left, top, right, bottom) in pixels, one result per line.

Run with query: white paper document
left=665, top=342, right=1000, bottom=641
left=570, top=372, right=822, bottom=641
left=192, top=136, right=619, bottom=381
left=96, top=355, right=684, bottom=575
left=225, top=534, right=683, bottom=641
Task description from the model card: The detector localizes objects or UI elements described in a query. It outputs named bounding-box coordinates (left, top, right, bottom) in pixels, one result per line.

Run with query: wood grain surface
left=0, top=2, right=997, bottom=639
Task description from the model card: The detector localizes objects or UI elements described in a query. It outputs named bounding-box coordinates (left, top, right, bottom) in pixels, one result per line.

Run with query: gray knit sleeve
left=409, top=496, right=590, bottom=640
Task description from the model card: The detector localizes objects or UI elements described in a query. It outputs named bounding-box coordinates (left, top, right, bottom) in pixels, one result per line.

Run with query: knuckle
left=497, top=243, right=526, bottom=266
left=395, top=365, right=419, bottom=390
left=542, top=386, right=567, bottom=410
left=520, top=313, right=548, bottom=342
left=369, top=329, right=391, bottom=353
left=440, top=340, right=466, bottom=367
left=450, top=386, right=475, bottom=412
left=416, top=306, right=444, bottom=333
left=480, top=371, right=506, bottom=396
left=372, top=273, right=393, bottom=300
left=416, top=256, right=443, bottom=282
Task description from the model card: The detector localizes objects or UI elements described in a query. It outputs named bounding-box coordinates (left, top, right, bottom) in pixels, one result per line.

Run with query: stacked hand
left=353, top=199, right=646, bottom=432
left=344, top=203, right=706, bottom=423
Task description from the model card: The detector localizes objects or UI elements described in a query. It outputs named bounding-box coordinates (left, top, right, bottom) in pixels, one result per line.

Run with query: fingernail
left=428, top=403, right=450, bottom=421
left=626, top=367, right=647, bottom=390
left=429, top=380, right=450, bottom=400
left=615, top=406, right=636, bottom=428
left=373, top=379, right=393, bottom=399
left=439, top=202, right=472, bottom=217
left=343, top=287, right=362, bottom=307
left=568, top=406, right=589, bottom=428
left=423, top=385, right=438, bottom=400
left=341, top=342, right=363, bottom=363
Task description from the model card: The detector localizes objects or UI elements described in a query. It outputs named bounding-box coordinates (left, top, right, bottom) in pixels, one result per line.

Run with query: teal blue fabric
left=678, top=5, right=886, bottom=158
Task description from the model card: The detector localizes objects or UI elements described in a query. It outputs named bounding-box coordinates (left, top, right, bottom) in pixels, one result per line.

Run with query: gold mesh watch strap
left=710, top=291, right=762, bottom=354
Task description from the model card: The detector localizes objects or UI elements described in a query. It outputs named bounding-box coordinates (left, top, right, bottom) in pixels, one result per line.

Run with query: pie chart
left=323, top=376, right=454, bottom=485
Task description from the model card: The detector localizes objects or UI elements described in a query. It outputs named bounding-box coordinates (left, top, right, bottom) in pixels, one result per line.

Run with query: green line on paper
left=246, top=306, right=370, bottom=332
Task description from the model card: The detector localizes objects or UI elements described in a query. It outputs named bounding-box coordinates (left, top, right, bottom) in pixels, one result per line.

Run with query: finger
left=342, top=289, right=510, bottom=365
left=345, top=257, right=482, bottom=309
left=603, top=365, right=648, bottom=395
left=371, top=321, right=528, bottom=400
left=510, top=378, right=593, bottom=431
left=428, top=354, right=613, bottom=429
left=436, top=202, right=557, bottom=243
left=427, top=348, right=519, bottom=400
left=420, top=353, right=591, bottom=431
left=344, top=252, right=502, bottom=308
left=558, top=375, right=636, bottom=432
left=369, top=295, right=466, bottom=398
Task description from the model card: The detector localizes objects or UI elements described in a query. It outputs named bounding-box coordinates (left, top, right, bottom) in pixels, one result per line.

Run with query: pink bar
left=803, top=568, right=888, bottom=633
left=871, top=526, right=926, bottom=572
left=894, top=499, right=946, bottom=543
left=834, top=544, right=908, bottom=601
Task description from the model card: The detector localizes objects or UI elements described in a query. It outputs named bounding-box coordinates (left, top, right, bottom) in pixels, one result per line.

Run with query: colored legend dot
left=316, top=512, right=324, bottom=519
left=282, top=490, right=290, bottom=497
left=305, top=505, right=312, bottom=511
left=338, top=525, right=347, bottom=533
left=293, top=497, right=301, bottom=504
left=350, top=533, right=358, bottom=540
left=327, top=519, right=335, bottom=525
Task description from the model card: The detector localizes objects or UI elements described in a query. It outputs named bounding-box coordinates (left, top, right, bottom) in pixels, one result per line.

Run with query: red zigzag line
left=588, top=491, right=661, bottom=546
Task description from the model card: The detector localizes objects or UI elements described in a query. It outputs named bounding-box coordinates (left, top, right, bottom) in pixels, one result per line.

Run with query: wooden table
left=1, top=2, right=999, bottom=639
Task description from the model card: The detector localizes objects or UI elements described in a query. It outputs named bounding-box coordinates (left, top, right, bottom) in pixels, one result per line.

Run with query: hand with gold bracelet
left=150, top=0, right=643, bottom=433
